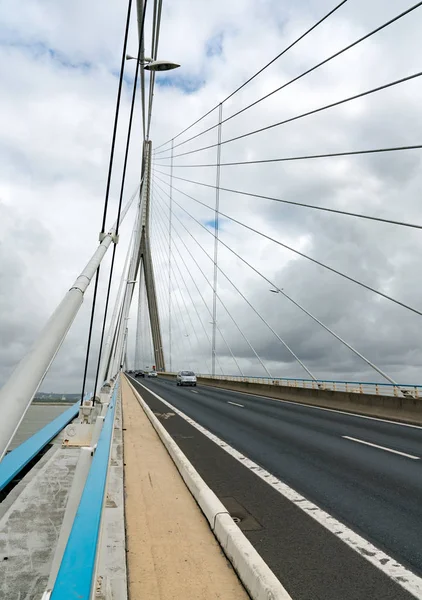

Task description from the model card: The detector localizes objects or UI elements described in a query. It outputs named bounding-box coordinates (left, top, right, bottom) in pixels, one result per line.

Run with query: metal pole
left=212, top=104, right=223, bottom=376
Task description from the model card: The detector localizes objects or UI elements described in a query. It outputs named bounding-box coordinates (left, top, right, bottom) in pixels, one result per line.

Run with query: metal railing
left=49, top=381, right=118, bottom=600
left=162, top=372, right=422, bottom=399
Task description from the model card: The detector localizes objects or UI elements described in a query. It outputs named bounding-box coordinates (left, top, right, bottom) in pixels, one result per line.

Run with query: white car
left=148, top=371, right=158, bottom=378
left=176, top=371, right=197, bottom=386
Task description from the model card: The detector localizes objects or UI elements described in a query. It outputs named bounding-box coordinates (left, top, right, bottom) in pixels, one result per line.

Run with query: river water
left=8, top=404, right=73, bottom=451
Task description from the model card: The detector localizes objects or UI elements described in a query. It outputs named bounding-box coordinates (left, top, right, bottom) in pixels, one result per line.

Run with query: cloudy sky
left=1, top=0, right=422, bottom=394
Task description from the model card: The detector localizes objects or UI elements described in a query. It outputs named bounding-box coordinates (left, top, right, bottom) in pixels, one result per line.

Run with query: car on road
left=176, top=371, right=197, bottom=386
left=148, top=371, right=158, bottom=378
left=135, top=370, right=145, bottom=378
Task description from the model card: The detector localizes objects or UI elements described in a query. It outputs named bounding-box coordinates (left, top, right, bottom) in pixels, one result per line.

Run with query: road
left=128, top=375, right=422, bottom=600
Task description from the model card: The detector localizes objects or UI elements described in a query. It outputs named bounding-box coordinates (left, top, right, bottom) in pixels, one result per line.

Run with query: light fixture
left=144, top=59, right=180, bottom=72
left=125, top=54, right=180, bottom=72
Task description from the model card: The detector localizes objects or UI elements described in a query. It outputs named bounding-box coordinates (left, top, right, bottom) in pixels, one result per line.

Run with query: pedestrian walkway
left=121, top=377, right=248, bottom=599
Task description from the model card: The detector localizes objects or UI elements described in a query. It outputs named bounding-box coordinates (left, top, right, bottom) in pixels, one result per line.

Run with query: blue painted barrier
left=0, top=402, right=79, bottom=491
left=50, top=383, right=118, bottom=600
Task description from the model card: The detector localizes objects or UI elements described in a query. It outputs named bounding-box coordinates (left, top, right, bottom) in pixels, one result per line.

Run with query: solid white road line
left=227, top=401, right=244, bottom=408
left=342, top=435, right=420, bottom=460
left=134, top=380, right=422, bottom=599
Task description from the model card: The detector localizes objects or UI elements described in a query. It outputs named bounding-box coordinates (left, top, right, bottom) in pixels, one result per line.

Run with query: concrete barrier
left=157, top=373, right=422, bottom=425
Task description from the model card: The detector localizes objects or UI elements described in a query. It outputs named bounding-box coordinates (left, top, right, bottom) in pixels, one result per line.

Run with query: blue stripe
left=0, top=402, right=79, bottom=491
left=50, top=383, right=118, bottom=600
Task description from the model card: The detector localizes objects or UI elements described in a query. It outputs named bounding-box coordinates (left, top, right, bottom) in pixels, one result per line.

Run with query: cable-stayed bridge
left=1, top=1, right=422, bottom=599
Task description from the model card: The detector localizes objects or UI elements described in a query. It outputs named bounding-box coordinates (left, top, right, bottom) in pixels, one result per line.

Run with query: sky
left=1, top=0, right=422, bottom=393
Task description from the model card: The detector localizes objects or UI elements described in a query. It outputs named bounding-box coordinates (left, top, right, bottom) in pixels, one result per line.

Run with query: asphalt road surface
left=128, top=375, right=422, bottom=600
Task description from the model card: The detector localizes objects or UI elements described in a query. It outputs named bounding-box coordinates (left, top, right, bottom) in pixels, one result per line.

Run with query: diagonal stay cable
left=152, top=203, right=217, bottom=374
left=153, top=177, right=401, bottom=386
left=152, top=226, right=196, bottom=371
left=152, top=192, right=239, bottom=375
left=155, top=232, right=199, bottom=368
left=155, top=2, right=422, bottom=156
left=152, top=183, right=271, bottom=377
left=153, top=183, right=317, bottom=379
left=154, top=0, right=350, bottom=151
left=152, top=183, right=243, bottom=375
left=153, top=144, right=422, bottom=167
left=150, top=244, right=186, bottom=369
left=154, top=174, right=422, bottom=318
left=153, top=215, right=214, bottom=373
left=150, top=222, right=189, bottom=366
left=152, top=207, right=214, bottom=373
left=159, top=70, right=422, bottom=160
left=154, top=170, right=422, bottom=231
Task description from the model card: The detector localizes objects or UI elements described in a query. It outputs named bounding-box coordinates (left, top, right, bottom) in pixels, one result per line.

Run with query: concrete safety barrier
left=157, top=372, right=422, bottom=425
left=127, top=377, right=292, bottom=600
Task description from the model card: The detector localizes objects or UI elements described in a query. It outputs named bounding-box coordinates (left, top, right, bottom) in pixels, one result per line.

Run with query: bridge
left=1, top=0, right=422, bottom=599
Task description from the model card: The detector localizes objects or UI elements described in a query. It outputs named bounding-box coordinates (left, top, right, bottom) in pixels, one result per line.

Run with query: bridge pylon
left=135, top=140, right=165, bottom=372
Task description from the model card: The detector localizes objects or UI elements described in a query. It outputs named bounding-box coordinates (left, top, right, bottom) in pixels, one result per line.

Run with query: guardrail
left=50, top=382, right=118, bottom=600
left=190, top=374, right=422, bottom=398
left=156, top=372, right=422, bottom=422
left=0, top=402, right=80, bottom=491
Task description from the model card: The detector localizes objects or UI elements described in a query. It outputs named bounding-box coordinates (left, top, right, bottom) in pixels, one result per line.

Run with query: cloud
left=1, top=0, right=422, bottom=395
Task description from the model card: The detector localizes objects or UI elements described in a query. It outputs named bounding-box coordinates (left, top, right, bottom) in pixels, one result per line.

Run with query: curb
left=126, top=378, right=292, bottom=600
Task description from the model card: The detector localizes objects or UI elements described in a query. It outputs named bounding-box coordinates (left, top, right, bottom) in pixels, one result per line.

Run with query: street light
left=125, top=54, right=180, bottom=72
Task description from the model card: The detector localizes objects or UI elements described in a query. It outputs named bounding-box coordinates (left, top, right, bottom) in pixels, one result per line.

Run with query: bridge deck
left=121, top=377, right=247, bottom=599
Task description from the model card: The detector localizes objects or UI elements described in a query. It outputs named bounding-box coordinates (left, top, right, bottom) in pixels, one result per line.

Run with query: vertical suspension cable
left=212, top=103, right=223, bottom=376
